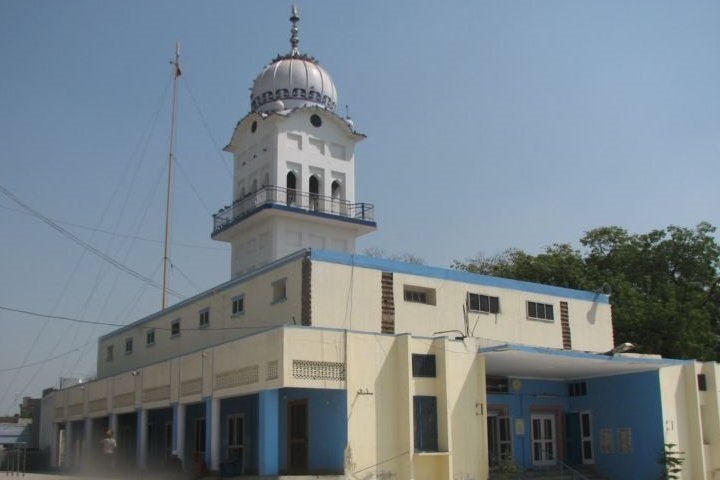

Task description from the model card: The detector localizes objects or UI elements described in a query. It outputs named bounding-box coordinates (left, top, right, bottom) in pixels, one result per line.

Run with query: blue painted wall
left=487, top=371, right=664, bottom=479
left=571, top=371, right=664, bottom=480
left=220, top=394, right=259, bottom=473
left=278, top=388, right=346, bottom=473
left=488, top=379, right=569, bottom=469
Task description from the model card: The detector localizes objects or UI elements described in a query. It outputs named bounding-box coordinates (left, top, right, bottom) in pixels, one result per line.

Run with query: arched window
left=309, top=176, right=320, bottom=211
left=331, top=180, right=344, bottom=215
left=286, top=171, right=297, bottom=205
left=263, top=172, right=270, bottom=187
left=251, top=179, right=258, bottom=192
left=331, top=181, right=341, bottom=199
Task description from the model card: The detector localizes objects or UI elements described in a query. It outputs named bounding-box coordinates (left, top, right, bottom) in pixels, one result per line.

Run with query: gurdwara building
left=41, top=8, right=720, bottom=480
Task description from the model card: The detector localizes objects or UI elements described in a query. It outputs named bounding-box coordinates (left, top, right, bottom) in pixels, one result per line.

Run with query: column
left=83, top=417, right=92, bottom=464
left=109, top=413, right=118, bottom=436
left=258, top=390, right=280, bottom=475
left=50, top=423, right=59, bottom=468
left=64, top=423, right=74, bottom=469
left=137, top=408, right=148, bottom=469
left=204, top=396, right=221, bottom=471
left=173, top=403, right=186, bottom=465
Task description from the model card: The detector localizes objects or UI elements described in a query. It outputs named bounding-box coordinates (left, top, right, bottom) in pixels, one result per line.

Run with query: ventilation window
left=272, top=278, right=287, bottom=304
left=568, top=382, right=587, bottom=397
left=125, top=338, right=133, bottom=354
left=232, top=295, right=245, bottom=316
left=403, top=286, right=436, bottom=305
left=171, top=319, right=181, bottom=338
left=310, top=114, right=322, bottom=127
left=251, top=120, right=257, bottom=133
left=412, top=354, right=436, bottom=378
left=486, top=376, right=509, bottom=393
left=467, top=293, right=500, bottom=314
left=698, top=374, right=708, bottom=391
left=199, top=308, right=210, bottom=328
left=106, top=345, right=114, bottom=362
left=146, top=329, right=156, bottom=346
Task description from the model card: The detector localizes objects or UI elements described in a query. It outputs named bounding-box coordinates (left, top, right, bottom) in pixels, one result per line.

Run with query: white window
left=232, top=295, right=245, bottom=315
left=467, top=293, right=500, bottom=313
left=199, top=308, right=210, bottom=328
left=171, top=319, right=181, bottom=337
left=146, top=329, right=155, bottom=346
left=125, top=338, right=133, bottom=354
left=272, top=279, right=287, bottom=303
left=527, top=301, right=554, bottom=321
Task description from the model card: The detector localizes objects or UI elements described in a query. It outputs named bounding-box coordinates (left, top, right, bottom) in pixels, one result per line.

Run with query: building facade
left=41, top=8, right=720, bottom=480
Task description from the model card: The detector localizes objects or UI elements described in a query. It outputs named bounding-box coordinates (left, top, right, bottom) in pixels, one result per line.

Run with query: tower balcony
left=212, top=185, right=376, bottom=237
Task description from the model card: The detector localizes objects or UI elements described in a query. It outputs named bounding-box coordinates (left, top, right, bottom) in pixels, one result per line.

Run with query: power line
left=0, top=343, right=94, bottom=373
left=0, top=304, right=278, bottom=332
left=0, top=184, right=184, bottom=300
left=0, top=204, right=227, bottom=251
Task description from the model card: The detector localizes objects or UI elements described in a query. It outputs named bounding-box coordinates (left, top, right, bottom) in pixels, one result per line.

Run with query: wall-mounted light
left=604, top=342, right=635, bottom=356
left=131, top=370, right=141, bottom=377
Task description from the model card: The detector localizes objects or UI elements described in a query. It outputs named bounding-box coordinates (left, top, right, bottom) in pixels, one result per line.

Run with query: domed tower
left=212, top=6, right=376, bottom=278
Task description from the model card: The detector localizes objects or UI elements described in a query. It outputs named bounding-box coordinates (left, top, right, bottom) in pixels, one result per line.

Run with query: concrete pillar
left=173, top=403, right=186, bottom=465
left=205, top=396, right=221, bottom=471
left=65, top=422, right=74, bottom=469
left=83, top=417, right=92, bottom=465
left=109, top=413, right=118, bottom=436
left=137, top=408, right=148, bottom=469
left=207, top=397, right=220, bottom=471
left=258, top=390, right=280, bottom=475
left=50, top=423, right=59, bottom=468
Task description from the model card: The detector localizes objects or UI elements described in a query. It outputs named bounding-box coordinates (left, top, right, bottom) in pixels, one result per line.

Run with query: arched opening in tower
left=309, top=175, right=320, bottom=211
left=286, top=171, right=297, bottom=205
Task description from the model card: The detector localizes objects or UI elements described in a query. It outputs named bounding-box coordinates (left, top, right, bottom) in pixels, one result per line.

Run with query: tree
left=453, top=223, right=720, bottom=361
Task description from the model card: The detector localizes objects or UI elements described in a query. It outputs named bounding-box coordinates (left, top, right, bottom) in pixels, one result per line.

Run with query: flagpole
left=162, top=42, right=181, bottom=310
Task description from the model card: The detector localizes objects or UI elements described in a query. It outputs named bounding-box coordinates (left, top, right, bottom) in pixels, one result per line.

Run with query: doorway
left=288, top=400, right=308, bottom=471
left=487, top=412, right=512, bottom=467
left=531, top=413, right=557, bottom=466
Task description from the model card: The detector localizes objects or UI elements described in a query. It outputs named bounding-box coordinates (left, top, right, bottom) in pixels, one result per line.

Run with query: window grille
left=292, top=360, right=345, bottom=381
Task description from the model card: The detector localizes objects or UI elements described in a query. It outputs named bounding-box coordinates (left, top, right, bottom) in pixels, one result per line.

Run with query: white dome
left=250, top=54, right=338, bottom=113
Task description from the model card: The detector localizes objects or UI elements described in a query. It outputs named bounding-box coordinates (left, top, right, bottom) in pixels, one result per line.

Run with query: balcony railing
left=212, top=185, right=375, bottom=235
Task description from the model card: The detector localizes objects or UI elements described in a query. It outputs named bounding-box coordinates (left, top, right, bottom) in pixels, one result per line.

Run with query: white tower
left=212, top=7, right=376, bottom=278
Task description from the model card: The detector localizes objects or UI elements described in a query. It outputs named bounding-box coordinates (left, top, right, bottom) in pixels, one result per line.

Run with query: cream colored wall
left=660, top=364, right=706, bottom=479
left=344, top=333, right=486, bottom=480
left=54, top=327, right=488, bottom=480
left=310, top=260, right=382, bottom=331
left=311, top=260, right=613, bottom=353
left=97, top=255, right=304, bottom=378
left=393, top=272, right=612, bottom=352
left=345, top=333, right=413, bottom=479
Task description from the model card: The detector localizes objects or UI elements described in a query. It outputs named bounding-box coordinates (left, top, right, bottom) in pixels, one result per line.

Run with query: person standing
left=101, top=429, right=117, bottom=470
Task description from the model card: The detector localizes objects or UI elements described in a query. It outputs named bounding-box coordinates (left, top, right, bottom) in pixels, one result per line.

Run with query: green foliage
left=659, top=443, right=684, bottom=480
left=494, top=455, right=521, bottom=479
left=453, top=223, right=720, bottom=360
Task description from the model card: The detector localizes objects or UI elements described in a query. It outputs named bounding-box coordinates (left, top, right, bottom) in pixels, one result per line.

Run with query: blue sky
left=0, top=1, right=718, bottom=414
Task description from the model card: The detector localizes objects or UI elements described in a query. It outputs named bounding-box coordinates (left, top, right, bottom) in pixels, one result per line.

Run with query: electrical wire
left=0, top=304, right=281, bottom=332
left=0, top=204, right=227, bottom=251
left=0, top=184, right=184, bottom=300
